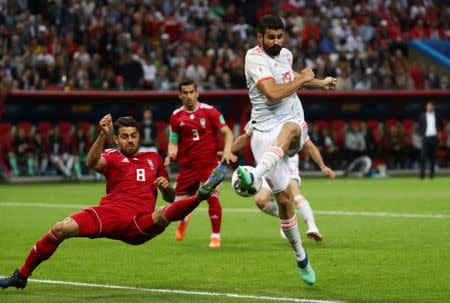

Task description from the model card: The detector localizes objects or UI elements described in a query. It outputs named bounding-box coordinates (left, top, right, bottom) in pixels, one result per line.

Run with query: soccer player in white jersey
left=236, top=15, right=337, bottom=285
left=232, top=122, right=336, bottom=242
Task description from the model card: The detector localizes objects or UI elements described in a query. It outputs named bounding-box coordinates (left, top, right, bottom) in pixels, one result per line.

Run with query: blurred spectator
left=418, top=101, right=443, bottom=179
left=0, top=1, right=447, bottom=92
left=72, top=128, right=90, bottom=180
left=9, top=128, right=34, bottom=176
left=49, top=126, right=74, bottom=178
left=385, top=123, right=407, bottom=169
left=31, top=131, right=49, bottom=176
left=139, top=108, right=157, bottom=152
left=345, top=121, right=366, bottom=160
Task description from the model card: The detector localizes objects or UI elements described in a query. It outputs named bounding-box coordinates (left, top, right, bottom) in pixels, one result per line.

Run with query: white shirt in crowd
left=425, top=112, right=437, bottom=137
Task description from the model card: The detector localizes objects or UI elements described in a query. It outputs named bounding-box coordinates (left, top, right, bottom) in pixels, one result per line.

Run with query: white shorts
left=261, top=154, right=301, bottom=191
left=251, top=119, right=307, bottom=194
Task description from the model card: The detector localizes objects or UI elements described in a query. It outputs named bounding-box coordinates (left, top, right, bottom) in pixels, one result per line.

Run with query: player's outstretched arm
left=258, top=68, right=315, bottom=101
left=231, top=133, right=251, bottom=153
left=302, top=140, right=336, bottom=179
left=219, top=126, right=238, bottom=164
left=154, top=176, right=176, bottom=202
left=299, top=76, right=337, bottom=90
left=86, top=114, right=111, bottom=171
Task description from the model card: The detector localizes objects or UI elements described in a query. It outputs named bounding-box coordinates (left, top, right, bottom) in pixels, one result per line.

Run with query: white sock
left=211, top=233, right=220, bottom=239
left=280, top=215, right=306, bottom=262
left=261, top=196, right=279, bottom=217
left=294, top=194, right=317, bottom=231
left=253, top=146, right=284, bottom=181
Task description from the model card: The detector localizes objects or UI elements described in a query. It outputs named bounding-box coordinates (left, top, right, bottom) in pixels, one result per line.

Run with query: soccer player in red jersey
left=0, top=114, right=226, bottom=290
left=165, top=80, right=237, bottom=248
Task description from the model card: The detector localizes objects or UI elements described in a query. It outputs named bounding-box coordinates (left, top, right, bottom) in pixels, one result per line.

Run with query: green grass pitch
left=0, top=177, right=449, bottom=303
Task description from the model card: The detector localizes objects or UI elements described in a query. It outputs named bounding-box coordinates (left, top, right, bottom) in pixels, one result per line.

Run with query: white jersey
left=245, top=45, right=304, bottom=131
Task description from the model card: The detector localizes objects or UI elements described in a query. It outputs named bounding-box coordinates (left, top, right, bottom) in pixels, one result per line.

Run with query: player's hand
left=321, top=165, right=336, bottom=179
left=221, top=151, right=238, bottom=164
left=154, top=176, right=171, bottom=191
left=321, top=77, right=337, bottom=91
left=99, top=114, right=113, bottom=136
left=298, top=68, right=315, bottom=83
left=164, top=154, right=176, bottom=166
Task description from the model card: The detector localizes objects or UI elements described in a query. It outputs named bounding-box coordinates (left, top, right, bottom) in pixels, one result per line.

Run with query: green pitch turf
left=0, top=177, right=449, bottom=303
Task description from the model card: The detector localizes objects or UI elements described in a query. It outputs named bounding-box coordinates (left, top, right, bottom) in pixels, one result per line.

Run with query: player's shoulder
left=138, top=151, right=163, bottom=163
left=280, top=48, right=292, bottom=57
left=171, top=105, right=185, bottom=116
left=103, top=148, right=119, bottom=154
left=199, top=102, right=215, bottom=110
left=245, top=46, right=268, bottom=61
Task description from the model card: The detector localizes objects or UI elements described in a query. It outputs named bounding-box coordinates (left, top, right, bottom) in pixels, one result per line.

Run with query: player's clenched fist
left=299, top=68, right=315, bottom=83
left=154, top=176, right=170, bottom=191
left=99, top=114, right=113, bottom=136
left=321, top=77, right=337, bottom=91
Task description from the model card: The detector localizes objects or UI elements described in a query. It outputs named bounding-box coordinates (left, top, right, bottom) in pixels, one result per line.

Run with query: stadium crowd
left=0, top=0, right=449, bottom=92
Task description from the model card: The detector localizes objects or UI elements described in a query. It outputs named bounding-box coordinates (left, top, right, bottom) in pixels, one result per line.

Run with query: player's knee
left=282, top=122, right=301, bottom=137
left=152, top=207, right=169, bottom=226
left=52, top=218, right=78, bottom=239
left=255, top=195, right=268, bottom=211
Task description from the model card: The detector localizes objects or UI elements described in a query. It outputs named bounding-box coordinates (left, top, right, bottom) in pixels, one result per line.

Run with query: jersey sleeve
left=246, top=54, right=274, bottom=86
left=99, top=149, right=117, bottom=174
left=243, top=121, right=253, bottom=136
left=169, top=114, right=179, bottom=143
left=156, top=155, right=169, bottom=179
left=209, top=107, right=227, bottom=129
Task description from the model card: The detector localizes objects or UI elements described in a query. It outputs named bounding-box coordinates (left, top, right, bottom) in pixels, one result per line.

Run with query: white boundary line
left=0, top=202, right=449, bottom=219
left=22, top=278, right=343, bottom=303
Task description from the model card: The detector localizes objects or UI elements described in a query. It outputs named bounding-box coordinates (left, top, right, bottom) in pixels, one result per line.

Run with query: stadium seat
left=77, top=122, right=93, bottom=137
left=36, top=122, right=53, bottom=142
left=367, top=120, right=380, bottom=131
left=17, top=122, right=33, bottom=138
left=314, top=120, right=329, bottom=130
left=385, top=119, right=397, bottom=128
left=330, top=120, right=345, bottom=145
left=156, top=121, right=168, bottom=154
left=402, top=119, right=416, bottom=135
left=0, top=123, right=13, bottom=149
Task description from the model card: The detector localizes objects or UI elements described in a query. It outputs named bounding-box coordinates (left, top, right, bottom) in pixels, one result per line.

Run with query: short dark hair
left=258, top=15, right=285, bottom=35
left=178, top=79, right=197, bottom=92
left=113, top=116, right=138, bottom=135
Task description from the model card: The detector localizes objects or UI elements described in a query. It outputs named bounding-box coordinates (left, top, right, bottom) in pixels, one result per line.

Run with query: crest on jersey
left=147, top=159, right=154, bottom=170
left=200, top=118, right=206, bottom=128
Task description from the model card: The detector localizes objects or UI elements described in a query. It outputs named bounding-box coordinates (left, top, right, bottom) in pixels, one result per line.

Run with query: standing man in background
left=165, top=80, right=236, bottom=248
left=139, top=108, right=158, bottom=153
left=418, top=101, right=442, bottom=179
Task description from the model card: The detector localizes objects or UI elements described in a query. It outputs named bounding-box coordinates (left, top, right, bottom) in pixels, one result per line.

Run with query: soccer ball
left=231, top=166, right=262, bottom=197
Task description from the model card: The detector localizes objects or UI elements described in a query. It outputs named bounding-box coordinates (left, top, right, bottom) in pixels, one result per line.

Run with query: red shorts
left=71, top=206, right=167, bottom=245
left=175, top=163, right=218, bottom=196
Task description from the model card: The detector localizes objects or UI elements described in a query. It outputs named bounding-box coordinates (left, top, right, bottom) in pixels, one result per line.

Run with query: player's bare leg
left=275, top=187, right=316, bottom=285
left=0, top=218, right=79, bottom=290
left=290, top=181, right=323, bottom=243
left=174, top=194, right=192, bottom=241
left=238, top=122, right=301, bottom=190
left=160, top=165, right=225, bottom=229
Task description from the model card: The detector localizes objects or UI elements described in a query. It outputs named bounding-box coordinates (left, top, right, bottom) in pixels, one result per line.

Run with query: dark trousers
left=420, top=136, right=438, bottom=179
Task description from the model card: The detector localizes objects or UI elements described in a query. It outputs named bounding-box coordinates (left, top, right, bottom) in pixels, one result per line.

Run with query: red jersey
left=169, top=102, right=226, bottom=167
left=99, top=149, right=168, bottom=213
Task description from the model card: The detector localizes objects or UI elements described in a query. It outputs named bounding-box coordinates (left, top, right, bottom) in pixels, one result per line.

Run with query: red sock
left=19, top=229, right=62, bottom=277
left=207, top=193, right=222, bottom=234
left=162, top=195, right=201, bottom=222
